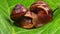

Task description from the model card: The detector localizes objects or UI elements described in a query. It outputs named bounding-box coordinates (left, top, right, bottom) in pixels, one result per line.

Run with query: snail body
left=10, top=0, right=53, bottom=29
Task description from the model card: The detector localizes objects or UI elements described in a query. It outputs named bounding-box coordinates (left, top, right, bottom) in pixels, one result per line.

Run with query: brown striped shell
left=30, top=1, right=53, bottom=27
left=10, top=4, right=28, bottom=21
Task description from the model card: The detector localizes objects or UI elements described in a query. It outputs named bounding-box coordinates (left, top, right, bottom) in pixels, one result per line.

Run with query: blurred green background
left=0, top=0, right=60, bottom=34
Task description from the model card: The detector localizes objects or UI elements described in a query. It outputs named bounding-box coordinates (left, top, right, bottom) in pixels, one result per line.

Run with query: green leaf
left=0, top=0, right=60, bottom=34
left=44, top=0, right=60, bottom=10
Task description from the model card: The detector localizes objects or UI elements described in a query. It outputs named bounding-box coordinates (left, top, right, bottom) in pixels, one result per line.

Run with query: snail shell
left=30, top=1, right=53, bottom=27
left=10, top=4, right=28, bottom=21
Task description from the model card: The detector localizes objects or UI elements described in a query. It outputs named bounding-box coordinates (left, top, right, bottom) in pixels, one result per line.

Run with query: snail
left=10, top=4, right=34, bottom=28
left=30, top=0, right=53, bottom=27
left=10, top=0, right=54, bottom=28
